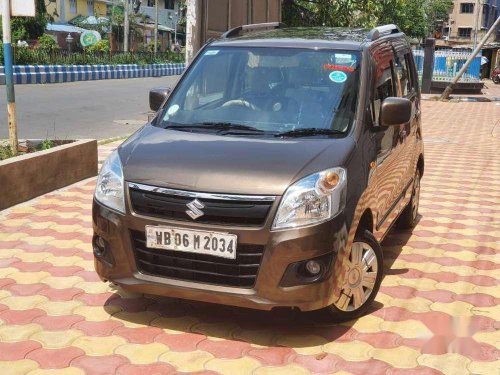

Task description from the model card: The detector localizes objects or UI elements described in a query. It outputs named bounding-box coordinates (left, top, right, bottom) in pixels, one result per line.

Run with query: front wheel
left=325, top=230, right=383, bottom=322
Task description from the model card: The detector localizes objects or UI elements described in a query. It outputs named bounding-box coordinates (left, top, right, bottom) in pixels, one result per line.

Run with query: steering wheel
left=221, top=99, right=260, bottom=111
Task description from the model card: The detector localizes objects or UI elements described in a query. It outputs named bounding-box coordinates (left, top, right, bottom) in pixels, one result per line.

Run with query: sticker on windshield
left=329, top=71, right=348, bottom=83
left=205, top=50, right=219, bottom=56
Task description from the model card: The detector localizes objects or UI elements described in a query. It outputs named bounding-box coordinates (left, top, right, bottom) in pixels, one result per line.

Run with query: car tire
left=325, top=230, right=383, bottom=322
left=396, top=169, right=421, bottom=229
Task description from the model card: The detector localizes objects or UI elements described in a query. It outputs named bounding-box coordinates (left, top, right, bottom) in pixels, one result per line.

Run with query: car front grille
left=131, top=230, right=265, bottom=288
left=128, top=183, right=275, bottom=227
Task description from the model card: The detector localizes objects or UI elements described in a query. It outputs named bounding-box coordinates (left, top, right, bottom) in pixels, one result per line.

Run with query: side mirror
left=149, top=87, right=172, bottom=112
left=380, top=97, right=412, bottom=127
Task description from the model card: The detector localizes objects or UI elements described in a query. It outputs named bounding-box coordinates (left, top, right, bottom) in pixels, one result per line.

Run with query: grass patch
left=0, top=139, right=57, bottom=161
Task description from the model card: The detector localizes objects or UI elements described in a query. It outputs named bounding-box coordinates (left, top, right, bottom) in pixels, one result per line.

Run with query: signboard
left=0, top=0, right=36, bottom=17
left=80, top=31, right=102, bottom=48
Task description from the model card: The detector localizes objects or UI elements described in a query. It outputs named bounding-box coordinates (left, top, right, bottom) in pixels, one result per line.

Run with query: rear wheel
left=396, top=169, right=421, bottom=229
left=326, top=230, right=383, bottom=322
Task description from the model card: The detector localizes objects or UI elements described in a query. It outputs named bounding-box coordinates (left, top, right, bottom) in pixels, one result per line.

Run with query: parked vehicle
left=492, top=67, right=500, bottom=84
left=93, top=23, right=424, bottom=321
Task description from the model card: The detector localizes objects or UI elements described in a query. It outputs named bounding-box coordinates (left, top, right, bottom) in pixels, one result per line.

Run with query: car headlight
left=272, top=168, right=347, bottom=230
left=94, top=150, right=125, bottom=214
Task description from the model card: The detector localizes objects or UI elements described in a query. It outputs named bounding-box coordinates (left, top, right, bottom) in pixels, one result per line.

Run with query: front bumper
left=92, top=199, right=349, bottom=311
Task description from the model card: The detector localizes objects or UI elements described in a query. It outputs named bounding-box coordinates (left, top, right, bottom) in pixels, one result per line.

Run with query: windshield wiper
left=165, top=122, right=265, bottom=133
left=275, top=128, right=344, bottom=138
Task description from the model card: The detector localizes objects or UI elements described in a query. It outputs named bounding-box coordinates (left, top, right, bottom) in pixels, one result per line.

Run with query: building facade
left=47, top=1, right=181, bottom=31
left=47, top=0, right=108, bottom=24
left=441, top=0, right=500, bottom=45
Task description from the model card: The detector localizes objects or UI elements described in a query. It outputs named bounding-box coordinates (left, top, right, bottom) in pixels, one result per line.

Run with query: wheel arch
left=355, top=208, right=374, bottom=237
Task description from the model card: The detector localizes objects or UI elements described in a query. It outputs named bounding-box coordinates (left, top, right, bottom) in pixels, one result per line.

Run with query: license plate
left=145, top=226, right=237, bottom=260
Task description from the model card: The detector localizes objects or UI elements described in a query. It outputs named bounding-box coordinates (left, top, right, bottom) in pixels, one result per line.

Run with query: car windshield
left=158, top=47, right=361, bottom=136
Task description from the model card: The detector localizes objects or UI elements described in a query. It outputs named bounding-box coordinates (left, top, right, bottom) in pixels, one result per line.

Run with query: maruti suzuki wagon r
left=93, top=23, right=424, bottom=321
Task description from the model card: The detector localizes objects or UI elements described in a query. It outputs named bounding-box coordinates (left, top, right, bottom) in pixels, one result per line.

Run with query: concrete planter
left=0, top=139, right=97, bottom=210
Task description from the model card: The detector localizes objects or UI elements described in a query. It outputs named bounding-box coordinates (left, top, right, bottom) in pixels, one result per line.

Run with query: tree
left=0, top=0, right=52, bottom=42
left=425, top=0, right=454, bottom=36
left=282, top=0, right=453, bottom=40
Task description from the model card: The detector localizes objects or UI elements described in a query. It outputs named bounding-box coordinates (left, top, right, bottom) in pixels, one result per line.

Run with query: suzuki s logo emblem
left=186, top=199, right=205, bottom=220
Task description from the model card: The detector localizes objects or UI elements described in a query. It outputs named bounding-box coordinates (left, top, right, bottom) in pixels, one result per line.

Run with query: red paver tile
left=335, top=358, right=392, bottom=375
left=46, top=266, right=85, bottom=277
left=0, top=278, right=15, bottom=289
left=27, top=346, right=85, bottom=369
left=449, top=337, right=500, bottom=361
left=0, top=308, right=46, bottom=324
left=247, top=347, right=295, bottom=366
left=10, top=261, right=51, bottom=272
left=112, top=326, right=164, bottom=344
left=355, top=332, right=402, bottom=349
left=72, top=354, right=130, bottom=375
left=116, top=363, right=177, bottom=375
left=0, top=258, right=19, bottom=267
left=74, top=270, right=102, bottom=282
left=33, top=314, right=85, bottom=330
left=5, top=283, right=49, bottom=296
left=387, top=367, right=443, bottom=375
left=197, top=338, right=252, bottom=359
left=73, top=320, right=124, bottom=336
left=76, top=292, right=115, bottom=306
left=293, top=353, right=341, bottom=373
left=0, top=341, right=41, bottom=360
left=39, top=287, right=84, bottom=301
left=453, top=293, right=497, bottom=307
left=154, top=332, right=206, bottom=352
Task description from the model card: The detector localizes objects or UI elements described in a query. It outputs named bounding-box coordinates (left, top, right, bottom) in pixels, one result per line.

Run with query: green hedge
left=0, top=46, right=184, bottom=66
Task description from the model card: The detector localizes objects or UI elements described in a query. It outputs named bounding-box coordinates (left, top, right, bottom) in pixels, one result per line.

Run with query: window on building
left=460, top=3, right=474, bottom=14
left=458, top=27, right=472, bottom=38
left=165, top=0, right=175, bottom=9
left=70, top=0, right=77, bottom=14
left=87, top=0, right=94, bottom=16
left=147, top=0, right=154, bottom=7
left=443, top=27, right=450, bottom=36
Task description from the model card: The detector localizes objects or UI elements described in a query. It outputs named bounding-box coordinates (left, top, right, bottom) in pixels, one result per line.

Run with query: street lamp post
left=175, top=11, right=180, bottom=45
left=66, top=34, right=74, bottom=53
left=170, top=11, right=178, bottom=45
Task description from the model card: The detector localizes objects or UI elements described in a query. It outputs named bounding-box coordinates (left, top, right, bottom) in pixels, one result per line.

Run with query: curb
left=0, top=63, right=185, bottom=85
left=421, top=95, right=500, bottom=102
left=97, top=134, right=131, bottom=145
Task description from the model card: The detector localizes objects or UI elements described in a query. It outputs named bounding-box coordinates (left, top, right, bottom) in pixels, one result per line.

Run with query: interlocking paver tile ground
left=0, top=101, right=499, bottom=375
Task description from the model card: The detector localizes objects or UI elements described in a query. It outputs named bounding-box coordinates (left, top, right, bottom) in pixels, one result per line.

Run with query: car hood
left=120, top=125, right=356, bottom=196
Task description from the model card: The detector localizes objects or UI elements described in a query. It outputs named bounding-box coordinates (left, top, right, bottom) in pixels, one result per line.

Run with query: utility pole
left=472, top=0, right=481, bottom=50
left=440, top=16, right=500, bottom=101
left=124, top=0, right=130, bottom=52
left=2, top=0, right=18, bottom=156
left=185, top=0, right=201, bottom=63
left=154, top=0, right=159, bottom=56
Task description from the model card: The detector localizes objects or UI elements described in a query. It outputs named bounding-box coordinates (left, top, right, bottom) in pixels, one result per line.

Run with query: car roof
left=210, top=27, right=405, bottom=51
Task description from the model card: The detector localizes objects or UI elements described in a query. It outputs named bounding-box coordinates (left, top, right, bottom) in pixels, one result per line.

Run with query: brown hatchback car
left=93, top=23, right=424, bottom=321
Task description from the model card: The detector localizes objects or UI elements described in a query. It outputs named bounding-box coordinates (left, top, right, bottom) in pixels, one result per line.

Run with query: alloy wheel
left=334, top=241, right=378, bottom=311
